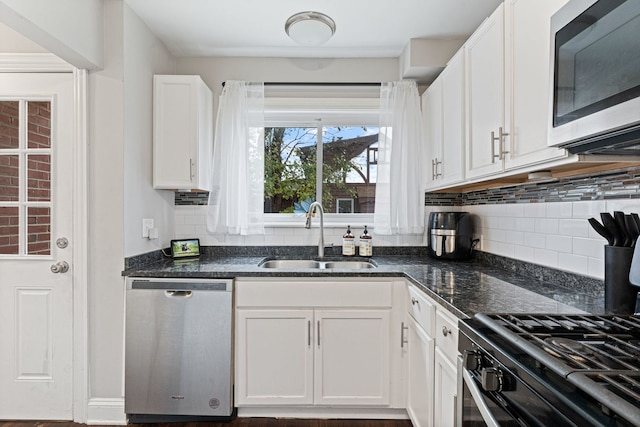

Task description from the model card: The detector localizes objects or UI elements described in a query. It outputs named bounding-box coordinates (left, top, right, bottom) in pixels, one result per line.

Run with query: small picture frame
left=170, top=238, right=200, bottom=258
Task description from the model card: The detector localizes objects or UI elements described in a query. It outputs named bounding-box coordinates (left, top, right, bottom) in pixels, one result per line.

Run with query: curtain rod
left=221, top=81, right=381, bottom=87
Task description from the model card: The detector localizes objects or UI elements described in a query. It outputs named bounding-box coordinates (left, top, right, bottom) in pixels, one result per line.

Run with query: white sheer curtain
left=207, top=81, right=265, bottom=235
left=373, top=80, right=425, bottom=235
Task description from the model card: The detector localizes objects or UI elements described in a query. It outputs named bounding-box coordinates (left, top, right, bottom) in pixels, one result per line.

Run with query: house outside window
left=262, top=86, right=380, bottom=225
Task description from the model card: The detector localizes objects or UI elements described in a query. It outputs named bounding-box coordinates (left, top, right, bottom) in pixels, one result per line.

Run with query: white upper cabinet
left=153, top=75, right=213, bottom=191
left=504, top=0, right=569, bottom=170
left=465, top=3, right=506, bottom=179
left=424, top=47, right=465, bottom=189
left=464, top=0, right=570, bottom=180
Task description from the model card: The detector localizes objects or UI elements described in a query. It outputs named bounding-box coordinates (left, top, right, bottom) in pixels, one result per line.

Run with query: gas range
left=458, top=313, right=640, bottom=427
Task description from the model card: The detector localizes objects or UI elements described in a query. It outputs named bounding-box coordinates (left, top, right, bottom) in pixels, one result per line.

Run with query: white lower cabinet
left=236, top=310, right=314, bottom=405
left=433, top=348, right=458, bottom=427
left=405, top=284, right=460, bottom=427
left=234, top=279, right=398, bottom=410
left=406, top=315, right=435, bottom=427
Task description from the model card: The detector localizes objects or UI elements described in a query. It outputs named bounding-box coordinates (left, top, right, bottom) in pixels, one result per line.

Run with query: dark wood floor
left=1, top=418, right=412, bottom=427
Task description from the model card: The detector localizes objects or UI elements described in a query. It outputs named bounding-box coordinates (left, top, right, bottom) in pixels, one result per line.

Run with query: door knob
left=51, top=261, right=69, bottom=274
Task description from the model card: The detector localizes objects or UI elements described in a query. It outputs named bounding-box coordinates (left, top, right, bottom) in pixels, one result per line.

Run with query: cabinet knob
left=442, top=325, right=452, bottom=337
left=411, top=297, right=419, bottom=305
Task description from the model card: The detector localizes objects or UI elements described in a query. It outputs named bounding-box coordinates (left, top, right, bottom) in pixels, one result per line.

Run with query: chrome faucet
left=305, top=201, right=325, bottom=258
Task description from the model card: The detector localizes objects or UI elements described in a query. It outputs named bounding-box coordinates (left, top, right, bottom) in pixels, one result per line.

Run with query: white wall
left=0, top=0, right=103, bottom=68
left=0, top=22, right=46, bottom=52
left=123, top=4, right=176, bottom=258
left=87, top=0, right=126, bottom=405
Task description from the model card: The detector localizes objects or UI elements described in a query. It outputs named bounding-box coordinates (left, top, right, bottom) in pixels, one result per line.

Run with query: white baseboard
left=86, top=398, right=127, bottom=425
left=237, top=406, right=409, bottom=419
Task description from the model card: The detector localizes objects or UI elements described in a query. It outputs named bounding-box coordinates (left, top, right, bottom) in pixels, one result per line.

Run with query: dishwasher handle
left=165, top=290, right=193, bottom=298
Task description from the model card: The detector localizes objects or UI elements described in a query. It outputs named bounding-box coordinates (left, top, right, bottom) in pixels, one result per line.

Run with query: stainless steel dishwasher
left=125, top=277, right=234, bottom=420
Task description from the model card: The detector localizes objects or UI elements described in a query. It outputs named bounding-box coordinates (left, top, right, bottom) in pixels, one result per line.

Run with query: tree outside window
left=264, top=125, right=379, bottom=214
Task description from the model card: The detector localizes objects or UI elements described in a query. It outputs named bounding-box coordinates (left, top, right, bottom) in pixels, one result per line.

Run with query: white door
left=235, top=309, right=314, bottom=405
left=314, top=309, right=390, bottom=406
left=0, top=73, right=75, bottom=419
left=406, top=316, right=435, bottom=427
left=433, top=348, right=458, bottom=427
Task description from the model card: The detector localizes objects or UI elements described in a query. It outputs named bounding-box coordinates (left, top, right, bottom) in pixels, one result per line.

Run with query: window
left=263, top=90, right=380, bottom=218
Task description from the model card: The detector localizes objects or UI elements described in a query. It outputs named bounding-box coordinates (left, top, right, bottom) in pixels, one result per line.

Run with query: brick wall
left=0, top=101, right=51, bottom=255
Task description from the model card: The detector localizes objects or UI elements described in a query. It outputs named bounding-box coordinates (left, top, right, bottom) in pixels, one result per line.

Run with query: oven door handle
left=463, top=368, right=501, bottom=427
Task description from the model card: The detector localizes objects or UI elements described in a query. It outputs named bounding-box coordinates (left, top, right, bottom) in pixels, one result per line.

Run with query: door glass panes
left=28, top=101, right=51, bottom=149
left=0, top=206, right=19, bottom=255
left=0, top=99, right=52, bottom=256
left=27, top=206, right=50, bottom=255
left=0, top=155, right=19, bottom=201
left=27, top=154, right=51, bottom=201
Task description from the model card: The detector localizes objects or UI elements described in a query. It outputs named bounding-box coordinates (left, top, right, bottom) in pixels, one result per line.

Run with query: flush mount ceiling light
left=285, top=11, right=336, bottom=46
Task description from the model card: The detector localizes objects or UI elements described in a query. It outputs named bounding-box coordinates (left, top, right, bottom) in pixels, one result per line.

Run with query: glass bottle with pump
left=342, top=225, right=355, bottom=256
left=359, top=225, right=372, bottom=257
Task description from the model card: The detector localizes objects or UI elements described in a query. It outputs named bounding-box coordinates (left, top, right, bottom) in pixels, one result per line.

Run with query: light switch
left=142, top=218, right=154, bottom=237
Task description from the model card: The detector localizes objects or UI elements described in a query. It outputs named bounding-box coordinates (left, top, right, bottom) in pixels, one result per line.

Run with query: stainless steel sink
left=259, top=260, right=322, bottom=269
left=323, top=261, right=376, bottom=269
left=258, top=259, right=376, bottom=270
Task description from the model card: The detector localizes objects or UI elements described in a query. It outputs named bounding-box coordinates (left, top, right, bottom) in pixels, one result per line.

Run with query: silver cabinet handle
left=50, top=261, right=69, bottom=274
left=442, top=325, right=452, bottom=337
left=401, top=322, right=409, bottom=348
left=317, top=320, right=321, bottom=347
left=308, top=320, right=311, bottom=347
left=411, top=297, right=419, bottom=306
left=189, top=158, right=194, bottom=180
left=492, top=127, right=510, bottom=162
left=165, top=290, right=192, bottom=298
left=498, top=127, right=509, bottom=160
left=431, top=158, right=436, bottom=180
left=491, top=131, right=499, bottom=162
left=434, top=158, right=442, bottom=179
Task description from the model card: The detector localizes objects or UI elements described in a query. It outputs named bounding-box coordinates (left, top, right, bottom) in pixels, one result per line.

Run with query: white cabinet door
left=153, top=75, right=213, bottom=191
left=235, top=309, right=314, bottom=405
left=465, top=3, right=506, bottom=179
left=504, top=0, right=569, bottom=170
left=433, top=347, right=458, bottom=427
left=406, top=316, right=435, bottom=427
left=314, top=309, right=391, bottom=406
left=440, top=48, right=466, bottom=186
left=423, top=79, right=443, bottom=189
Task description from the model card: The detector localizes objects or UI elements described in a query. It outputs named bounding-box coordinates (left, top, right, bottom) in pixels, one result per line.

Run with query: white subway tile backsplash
left=588, top=256, right=605, bottom=278
left=513, top=245, right=534, bottom=261
left=175, top=224, right=196, bottom=236
left=534, top=248, right=558, bottom=268
left=546, top=202, right=573, bottom=219
left=572, top=237, right=606, bottom=259
left=546, top=234, right=572, bottom=254
left=523, top=203, right=547, bottom=218
left=560, top=218, right=590, bottom=237
left=572, top=201, right=606, bottom=219
left=514, top=217, right=535, bottom=232
left=523, top=232, right=546, bottom=249
left=534, top=218, right=559, bottom=234
left=558, top=253, right=589, bottom=274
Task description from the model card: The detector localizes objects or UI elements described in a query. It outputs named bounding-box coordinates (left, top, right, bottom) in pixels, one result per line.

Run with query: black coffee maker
left=427, top=212, right=474, bottom=260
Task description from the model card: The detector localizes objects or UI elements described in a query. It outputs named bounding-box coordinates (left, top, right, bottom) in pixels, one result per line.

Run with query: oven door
left=457, top=357, right=525, bottom=427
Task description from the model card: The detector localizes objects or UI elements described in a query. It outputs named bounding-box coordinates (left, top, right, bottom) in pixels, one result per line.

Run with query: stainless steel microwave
left=547, top=0, right=640, bottom=155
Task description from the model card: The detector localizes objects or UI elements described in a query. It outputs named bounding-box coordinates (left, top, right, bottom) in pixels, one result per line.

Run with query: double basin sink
left=259, top=259, right=376, bottom=270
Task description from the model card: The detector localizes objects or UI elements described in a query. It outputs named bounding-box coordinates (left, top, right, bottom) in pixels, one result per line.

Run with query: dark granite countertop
left=123, top=250, right=604, bottom=319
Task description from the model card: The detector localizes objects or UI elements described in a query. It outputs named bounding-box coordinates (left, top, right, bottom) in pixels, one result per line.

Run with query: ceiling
left=124, top=0, right=504, bottom=58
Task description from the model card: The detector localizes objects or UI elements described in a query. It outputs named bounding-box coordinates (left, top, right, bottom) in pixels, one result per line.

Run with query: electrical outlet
left=142, top=218, right=154, bottom=238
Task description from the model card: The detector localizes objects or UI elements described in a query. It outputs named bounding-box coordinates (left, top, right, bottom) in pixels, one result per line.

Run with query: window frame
left=263, top=94, right=380, bottom=227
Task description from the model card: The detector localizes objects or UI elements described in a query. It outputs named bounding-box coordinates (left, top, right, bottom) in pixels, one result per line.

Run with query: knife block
left=604, top=246, right=638, bottom=314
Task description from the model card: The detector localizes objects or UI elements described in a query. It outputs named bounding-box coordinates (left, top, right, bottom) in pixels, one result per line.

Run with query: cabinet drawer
left=236, top=279, right=392, bottom=308
left=406, top=285, right=436, bottom=336
left=435, top=309, right=458, bottom=363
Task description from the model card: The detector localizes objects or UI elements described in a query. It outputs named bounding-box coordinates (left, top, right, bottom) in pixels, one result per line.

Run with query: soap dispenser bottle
left=359, top=225, right=372, bottom=257
left=342, top=225, right=355, bottom=256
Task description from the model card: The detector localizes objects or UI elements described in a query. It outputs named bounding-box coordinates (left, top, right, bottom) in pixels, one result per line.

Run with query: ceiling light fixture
left=285, top=11, right=336, bottom=46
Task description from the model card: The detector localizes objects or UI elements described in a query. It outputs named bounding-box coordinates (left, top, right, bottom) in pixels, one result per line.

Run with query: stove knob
left=463, top=349, right=481, bottom=370
left=481, top=367, right=503, bottom=392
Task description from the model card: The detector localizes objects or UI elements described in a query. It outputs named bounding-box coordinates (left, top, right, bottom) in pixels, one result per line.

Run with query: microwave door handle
left=463, top=369, right=501, bottom=427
